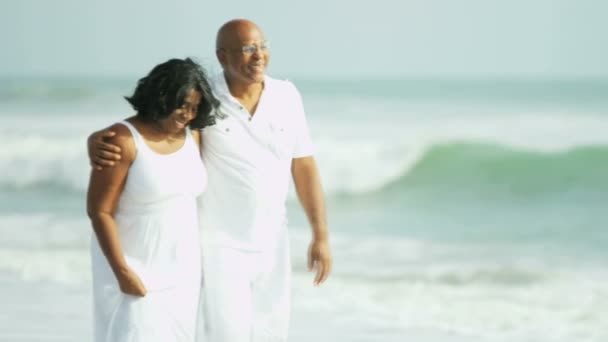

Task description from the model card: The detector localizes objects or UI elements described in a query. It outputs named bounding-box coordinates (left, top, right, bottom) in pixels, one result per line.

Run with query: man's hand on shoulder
left=87, top=128, right=123, bottom=170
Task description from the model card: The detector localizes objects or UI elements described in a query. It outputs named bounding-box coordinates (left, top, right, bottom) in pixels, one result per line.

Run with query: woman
left=86, top=58, right=217, bottom=342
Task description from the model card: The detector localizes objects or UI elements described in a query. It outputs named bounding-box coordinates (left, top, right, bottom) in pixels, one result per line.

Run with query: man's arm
left=291, top=156, right=332, bottom=286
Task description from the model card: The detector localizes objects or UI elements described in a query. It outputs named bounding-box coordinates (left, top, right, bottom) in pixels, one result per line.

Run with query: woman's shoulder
left=106, top=120, right=138, bottom=160
left=108, top=122, right=135, bottom=144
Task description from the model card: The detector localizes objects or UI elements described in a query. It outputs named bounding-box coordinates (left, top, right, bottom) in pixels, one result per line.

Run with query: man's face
left=218, top=25, right=270, bottom=86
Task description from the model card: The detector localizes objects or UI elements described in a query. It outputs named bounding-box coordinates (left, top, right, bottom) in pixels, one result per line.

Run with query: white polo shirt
left=198, top=73, right=314, bottom=251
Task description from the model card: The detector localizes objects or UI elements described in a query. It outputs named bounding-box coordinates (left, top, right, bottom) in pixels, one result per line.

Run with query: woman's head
left=125, top=58, right=218, bottom=129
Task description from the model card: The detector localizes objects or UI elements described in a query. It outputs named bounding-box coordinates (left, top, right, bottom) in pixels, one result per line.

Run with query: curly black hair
left=125, top=58, right=219, bottom=129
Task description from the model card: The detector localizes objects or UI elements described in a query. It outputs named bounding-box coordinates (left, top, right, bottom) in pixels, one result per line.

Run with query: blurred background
left=1, top=1, right=607, bottom=341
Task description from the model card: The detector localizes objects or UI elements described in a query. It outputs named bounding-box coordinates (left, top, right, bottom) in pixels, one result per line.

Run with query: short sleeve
left=288, top=82, right=315, bottom=158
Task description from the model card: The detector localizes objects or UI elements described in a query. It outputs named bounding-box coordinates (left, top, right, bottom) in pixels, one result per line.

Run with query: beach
left=1, top=78, right=607, bottom=341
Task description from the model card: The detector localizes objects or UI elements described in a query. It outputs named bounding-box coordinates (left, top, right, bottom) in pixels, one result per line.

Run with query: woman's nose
left=185, top=107, right=197, bottom=120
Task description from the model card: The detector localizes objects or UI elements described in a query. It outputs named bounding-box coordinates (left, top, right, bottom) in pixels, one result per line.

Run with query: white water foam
left=2, top=111, right=608, bottom=197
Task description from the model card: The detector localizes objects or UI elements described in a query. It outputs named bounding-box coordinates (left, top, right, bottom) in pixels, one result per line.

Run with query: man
left=88, top=19, right=332, bottom=341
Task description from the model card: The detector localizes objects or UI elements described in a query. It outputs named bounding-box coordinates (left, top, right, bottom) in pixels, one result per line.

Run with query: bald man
left=88, top=19, right=332, bottom=342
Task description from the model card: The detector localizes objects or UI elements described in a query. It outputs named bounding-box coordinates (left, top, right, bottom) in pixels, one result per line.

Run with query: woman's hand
left=116, top=268, right=147, bottom=297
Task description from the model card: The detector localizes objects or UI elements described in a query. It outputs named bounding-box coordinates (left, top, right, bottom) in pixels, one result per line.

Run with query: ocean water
left=1, top=78, right=607, bottom=341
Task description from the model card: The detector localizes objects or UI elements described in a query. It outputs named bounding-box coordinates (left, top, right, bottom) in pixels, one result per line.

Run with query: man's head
left=216, top=19, right=269, bottom=86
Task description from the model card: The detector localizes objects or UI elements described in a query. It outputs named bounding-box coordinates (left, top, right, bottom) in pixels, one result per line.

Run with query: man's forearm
left=305, top=187, right=327, bottom=241
left=292, top=157, right=328, bottom=240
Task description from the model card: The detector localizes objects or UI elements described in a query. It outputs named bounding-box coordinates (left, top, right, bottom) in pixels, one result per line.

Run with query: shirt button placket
left=239, top=105, right=252, bottom=122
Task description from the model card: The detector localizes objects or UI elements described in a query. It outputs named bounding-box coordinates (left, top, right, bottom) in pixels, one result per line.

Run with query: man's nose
left=251, top=48, right=263, bottom=59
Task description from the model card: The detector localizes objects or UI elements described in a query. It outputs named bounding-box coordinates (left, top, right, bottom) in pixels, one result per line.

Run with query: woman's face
left=158, top=88, right=202, bottom=134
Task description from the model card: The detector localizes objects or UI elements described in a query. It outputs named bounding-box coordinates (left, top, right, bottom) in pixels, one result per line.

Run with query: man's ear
left=216, top=49, right=227, bottom=67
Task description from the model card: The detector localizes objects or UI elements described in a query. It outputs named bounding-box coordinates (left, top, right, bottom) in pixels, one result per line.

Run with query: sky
left=1, top=0, right=607, bottom=80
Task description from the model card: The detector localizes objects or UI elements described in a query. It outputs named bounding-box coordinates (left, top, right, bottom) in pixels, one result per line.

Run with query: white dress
left=91, top=121, right=206, bottom=342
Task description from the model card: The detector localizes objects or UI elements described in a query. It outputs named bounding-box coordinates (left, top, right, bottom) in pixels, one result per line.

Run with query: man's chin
left=246, top=74, right=265, bottom=84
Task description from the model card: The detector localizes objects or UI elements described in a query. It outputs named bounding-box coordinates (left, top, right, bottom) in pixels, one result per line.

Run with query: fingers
left=91, top=143, right=122, bottom=169
left=321, top=257, right=332, bottom=284
left=307, top=251, right=314, bottom=271
left=89, top=160, right=103, bottom=171
left=120, top=285, right=144, bottom=297
left=125, top=287, right=146, bottom=297
left=118, top=270, right=147, bottom=297
left=88, top=131, right=121, bottom=170
left=313, top=261, right=324, bottom=286
left=91, top=156, right=115, bottom=170
left=98, top=141, right=122, bottom=155
left=135, top=282, right=147, bottom=296
left=310, top=251, right=332, bottom=286
left=95, top=148, right=121, bottom=162
left=101, top=130, right=117, bottom=139
left=313, top=257, right=331, bottom=286
left=92, top=157, right=115, bottom=167
left=308, top=241, right=332, bottom=286
left=134, top=276, right=147, bottom=297
left=131, top=280, right=147, bottom=297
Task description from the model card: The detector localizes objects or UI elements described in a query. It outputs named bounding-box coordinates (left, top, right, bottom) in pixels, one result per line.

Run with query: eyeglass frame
left=218, top=41, right=270, bottom=56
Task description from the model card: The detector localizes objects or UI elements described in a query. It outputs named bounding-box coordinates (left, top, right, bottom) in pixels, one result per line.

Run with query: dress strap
left=117, top=120, right=143, bottom=151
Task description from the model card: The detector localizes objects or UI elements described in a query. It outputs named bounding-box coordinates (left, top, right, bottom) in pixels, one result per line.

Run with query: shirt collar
left=211, top=72, right=269, bottom=102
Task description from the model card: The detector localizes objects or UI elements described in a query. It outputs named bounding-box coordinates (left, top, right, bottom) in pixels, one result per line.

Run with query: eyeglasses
left=222, top=41, right=270, bottom=55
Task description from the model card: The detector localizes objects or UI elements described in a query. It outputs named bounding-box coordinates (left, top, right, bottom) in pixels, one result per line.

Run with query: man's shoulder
left=265, top=74, right=295, bottom=87
left=265, top=75, right=300, bottom=97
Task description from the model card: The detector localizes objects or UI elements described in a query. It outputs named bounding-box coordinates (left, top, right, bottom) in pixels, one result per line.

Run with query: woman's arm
left=86, top=123, right=146, bottom=296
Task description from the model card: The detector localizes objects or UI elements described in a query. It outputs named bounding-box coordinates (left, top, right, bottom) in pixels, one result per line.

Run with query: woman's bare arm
left=86, top=123, right=146, bottom=296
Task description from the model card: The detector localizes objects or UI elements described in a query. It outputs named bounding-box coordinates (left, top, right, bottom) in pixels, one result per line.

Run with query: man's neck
left=224, top=74, right=265, bottom=115
left=224, top=74, right=264, bottom=101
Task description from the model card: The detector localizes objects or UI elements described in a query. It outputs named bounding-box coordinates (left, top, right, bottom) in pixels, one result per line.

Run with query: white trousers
left=197, top=230, right=291, bottom=342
